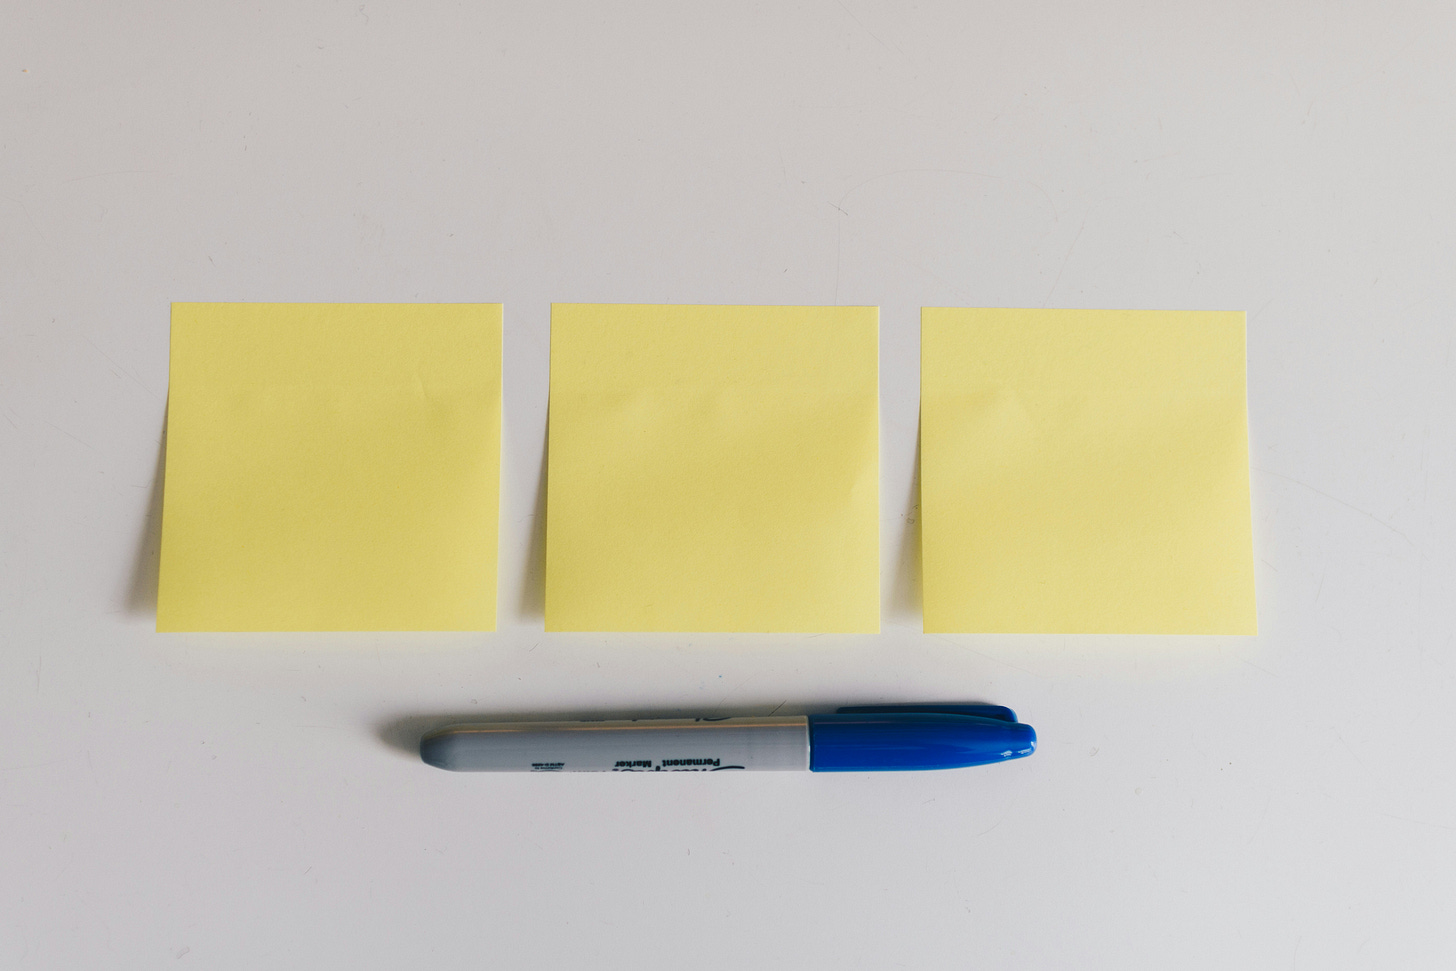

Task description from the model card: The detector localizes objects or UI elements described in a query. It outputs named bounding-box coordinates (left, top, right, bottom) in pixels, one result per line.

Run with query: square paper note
left=157, top=303, right=502, bottom=631
left=921, top=308, right=1256, bottom=634
left=546, top=304, right=879, bottom=632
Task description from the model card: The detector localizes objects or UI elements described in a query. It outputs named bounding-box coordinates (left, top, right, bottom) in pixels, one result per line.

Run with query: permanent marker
left=420, top=704, right=1036, bottom=772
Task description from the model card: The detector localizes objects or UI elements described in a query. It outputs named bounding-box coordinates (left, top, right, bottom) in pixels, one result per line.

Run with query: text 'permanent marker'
left=420, top=705, right=1036, bottom=772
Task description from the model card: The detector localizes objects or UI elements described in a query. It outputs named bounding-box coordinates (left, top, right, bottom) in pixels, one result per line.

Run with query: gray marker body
left=421, top=716, right=810, bottom=772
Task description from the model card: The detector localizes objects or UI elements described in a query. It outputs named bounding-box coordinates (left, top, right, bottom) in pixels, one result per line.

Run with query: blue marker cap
left=807, top=705, right=1037, bottom=772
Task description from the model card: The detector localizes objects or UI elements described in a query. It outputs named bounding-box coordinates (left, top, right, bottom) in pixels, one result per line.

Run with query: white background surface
left=3, top=3, right=1454, bottom=968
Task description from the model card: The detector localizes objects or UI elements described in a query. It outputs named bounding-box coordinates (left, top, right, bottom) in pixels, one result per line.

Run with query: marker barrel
left=422, top=717, right=810, bottom=772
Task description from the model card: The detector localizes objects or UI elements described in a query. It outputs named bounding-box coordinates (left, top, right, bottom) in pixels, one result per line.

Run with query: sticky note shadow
left=126, top=406, right=167, bottom=615
left=516, top=412, right=548, bottom=619
left=888, top=419, right=923, bottom=619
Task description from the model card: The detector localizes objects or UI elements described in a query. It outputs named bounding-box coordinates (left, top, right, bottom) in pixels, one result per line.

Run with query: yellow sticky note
left=921, top=308, right=1256, bottom=634
left=157, top=303, right=502, bottom=631
left=545, top=304, right=879, bottom=633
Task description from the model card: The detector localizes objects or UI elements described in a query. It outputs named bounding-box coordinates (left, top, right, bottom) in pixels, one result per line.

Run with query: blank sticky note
left=545, top=304, right=879, bottom=633
left=157, top=303, right=502, bottom=631
left=921, top=308, right=1256, bottom=634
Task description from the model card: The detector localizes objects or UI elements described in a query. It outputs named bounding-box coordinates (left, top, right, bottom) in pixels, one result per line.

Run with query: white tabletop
left=3, top=3, right=1452, bottom=968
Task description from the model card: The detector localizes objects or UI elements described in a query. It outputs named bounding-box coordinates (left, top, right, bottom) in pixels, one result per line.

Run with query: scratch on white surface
left=972, top=819, right=1003, bottom=839
left=1043, top=216, right=1086, bottom=307
left=1248, top=793, right=1273, bottom=844
left=1337, top=733, right=1368, bottom=772
left=20, top=201, right=48, bottom=245
left=834, top=0, right=907, bottom=59
left=80, top=333, right=158, bottom=399
left=2, top=758, right=71, bottom=771
left=1239, top=657, right=1279, bottom=678
left=39, top=417, right=97, bottom=452
left=1377, top=812, right=1456, bottom=832
left=926, top=634, right=1039, bottom=676
left=832, top=211, right=843, bottom=305
left=63, top=169, right=159, bottom=183
left=1252, top=466, right=1417, bottom=549
left=836, top=167, right=1060, bottom=222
